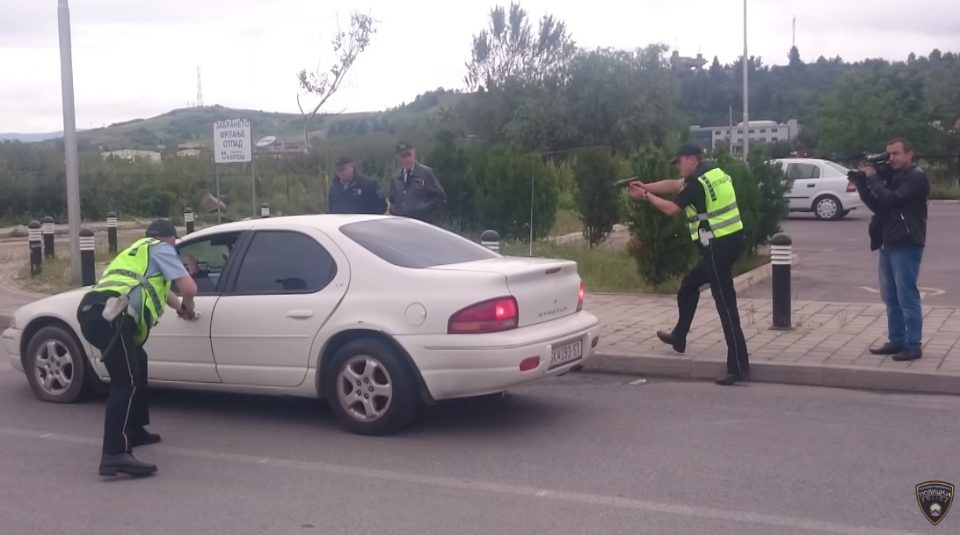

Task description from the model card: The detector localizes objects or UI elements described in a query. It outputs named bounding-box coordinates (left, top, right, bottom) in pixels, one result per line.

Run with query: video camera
left=846, top=151, right=891, bottom=182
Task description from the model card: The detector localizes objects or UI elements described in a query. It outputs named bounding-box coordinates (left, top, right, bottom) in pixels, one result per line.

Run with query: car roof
left=180, top=213, right=393, bottom=242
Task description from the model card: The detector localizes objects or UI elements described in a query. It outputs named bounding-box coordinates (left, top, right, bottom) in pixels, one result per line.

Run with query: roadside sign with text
left=213, top=119, right=251, bottom=163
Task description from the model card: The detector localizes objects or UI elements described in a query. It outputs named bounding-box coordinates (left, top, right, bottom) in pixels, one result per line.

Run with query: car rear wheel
left=324, top=338, right=418, bottom=435
left=813, top=195, right=842, bottom=220
left=23, top=325, right=97, bottom=403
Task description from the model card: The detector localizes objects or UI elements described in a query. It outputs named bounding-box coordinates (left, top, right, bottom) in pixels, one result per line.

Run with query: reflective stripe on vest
left=684, top=167, right=744, bottom=242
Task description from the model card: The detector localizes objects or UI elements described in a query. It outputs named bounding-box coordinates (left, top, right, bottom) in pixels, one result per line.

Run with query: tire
left=324, top=338, right=418, bottom=436
left=813, top=195, right=842, bottom=220
left=23, top=325, right=96, bottom=403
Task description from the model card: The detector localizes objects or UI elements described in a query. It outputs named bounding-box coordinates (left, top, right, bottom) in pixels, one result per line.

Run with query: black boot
left=869, top=342, right=903, bottom=355
left=656, top=330, right=686, bottom=354
left=99, top=453, right=157, bottom=477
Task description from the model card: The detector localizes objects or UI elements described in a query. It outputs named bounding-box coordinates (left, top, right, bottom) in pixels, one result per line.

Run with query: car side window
left=787, top=163, right=821, bottom=180
left=176, top=231, right=242, bottom=295
left=232, top=231, right=337, bottom=294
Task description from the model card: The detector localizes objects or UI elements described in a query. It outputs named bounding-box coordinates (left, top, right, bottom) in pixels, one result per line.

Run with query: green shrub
left=573, top=147, right=625, bottom=247
left=624, top=147, right=697, bottom=288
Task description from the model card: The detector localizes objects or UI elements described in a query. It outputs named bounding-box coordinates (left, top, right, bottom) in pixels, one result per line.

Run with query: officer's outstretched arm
left=632, top=178, right=684, bottom=195
left=173, top=275, right=198, bottom=312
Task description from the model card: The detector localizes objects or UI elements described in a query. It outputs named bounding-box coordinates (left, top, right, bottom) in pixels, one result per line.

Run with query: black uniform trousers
left=672, top=232, right=750, bottom=375
left=77, top=291, right=150, bottom=455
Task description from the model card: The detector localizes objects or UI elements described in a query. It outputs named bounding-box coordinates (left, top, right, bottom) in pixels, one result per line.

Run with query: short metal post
left=80, top=227, right=96, bottom=286
left=42, top=216, right=56, bottom=259
left=28, top=220, right=42, bottom=276
left=260, top=202, right=270, bottom=218
left=770, top=232, right=792, bottom=330
left=480, top=229, right=501, bottom=253
left=184, top=207, right=195, bottom=234
left=106, top=211, right=118, bottom=253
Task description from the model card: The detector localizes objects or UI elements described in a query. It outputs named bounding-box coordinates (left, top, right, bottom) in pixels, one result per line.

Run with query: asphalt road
left=741, top=202, right=960, bottom=305
left=1, top=357, right=957, bottom=535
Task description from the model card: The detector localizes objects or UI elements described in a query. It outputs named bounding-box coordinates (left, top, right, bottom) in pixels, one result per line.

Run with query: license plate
left=549, top=339, right=583, bottom=369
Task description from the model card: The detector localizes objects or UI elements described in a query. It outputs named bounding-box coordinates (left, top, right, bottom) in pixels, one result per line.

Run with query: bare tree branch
left=296, top=11, right=376, bottom=153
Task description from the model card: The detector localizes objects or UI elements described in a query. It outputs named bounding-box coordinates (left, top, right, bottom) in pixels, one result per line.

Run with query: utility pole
left=742, top=0, right=750, bottom=161
left=58, top=0, right=82, bottom=282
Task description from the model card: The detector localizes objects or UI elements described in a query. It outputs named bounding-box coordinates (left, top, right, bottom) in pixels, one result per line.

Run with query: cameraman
left=850, top=138, right=929, bottom=361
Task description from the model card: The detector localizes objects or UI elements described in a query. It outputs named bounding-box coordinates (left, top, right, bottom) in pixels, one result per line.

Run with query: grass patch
left=500, top=240, right=771, bottom=294
left=930, top=179, right=960, bottom=200
left=549, top=209, right=584, bottom=237
left=15, top=251, right=114, bottom=295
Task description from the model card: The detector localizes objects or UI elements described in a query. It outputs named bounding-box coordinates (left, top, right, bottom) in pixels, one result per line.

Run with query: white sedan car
left=2, top=215, right=600, bottom=435
left=773, top=158, right=864, bottom=220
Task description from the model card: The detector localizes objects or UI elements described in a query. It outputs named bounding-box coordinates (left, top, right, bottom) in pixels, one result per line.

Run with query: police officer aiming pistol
left=76, top=219, right=199, bottom=477
left=628, top=143, right=750, bottom=385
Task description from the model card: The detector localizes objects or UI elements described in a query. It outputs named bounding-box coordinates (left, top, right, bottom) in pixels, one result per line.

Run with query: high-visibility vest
left=91, top=237, right=172, bottom=345
left=684, top=167, right=744, bottom=243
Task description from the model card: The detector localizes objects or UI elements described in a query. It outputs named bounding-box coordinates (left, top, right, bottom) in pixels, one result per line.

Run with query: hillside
left=57, top=88, right=468, bottom=153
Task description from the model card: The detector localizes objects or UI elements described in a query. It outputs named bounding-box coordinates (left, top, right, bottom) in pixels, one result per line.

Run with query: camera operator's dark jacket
left=328, top=173, right=387, bottom=215
left=388, top=163, right=446, bottom=224
left=855, top=164, right=929, bottom=251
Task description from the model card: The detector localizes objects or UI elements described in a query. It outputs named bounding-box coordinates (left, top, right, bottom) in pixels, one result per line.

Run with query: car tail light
left=577, top=281, right=585, bottom=311
left=448, top=297, right=519, bottom=334
left=846, top=181, right=857, bottom=193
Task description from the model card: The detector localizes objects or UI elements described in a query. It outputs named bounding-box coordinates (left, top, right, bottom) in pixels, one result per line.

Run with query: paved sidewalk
left=583, top=292, right=960, bottom=395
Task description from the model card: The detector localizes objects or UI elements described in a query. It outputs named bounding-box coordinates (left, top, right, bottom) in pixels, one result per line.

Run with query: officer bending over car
left=76, top=219, right=199, bottom=478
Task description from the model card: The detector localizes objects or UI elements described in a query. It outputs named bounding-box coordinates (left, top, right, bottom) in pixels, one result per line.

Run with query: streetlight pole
left=742, top=0, right=750, bottom=161
left=58, top=0, right=82, bottom=282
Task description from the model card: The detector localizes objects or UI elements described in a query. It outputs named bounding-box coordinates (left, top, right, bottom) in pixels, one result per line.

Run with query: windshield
left=339, top=218, right=500, bottom=268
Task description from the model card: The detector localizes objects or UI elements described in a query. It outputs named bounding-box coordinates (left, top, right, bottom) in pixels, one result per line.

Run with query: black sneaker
left=869, top=343, right=903, bottom=355
left=656, top=330, right=686, bottom=354
left=892, top=349, right=922, bottom=361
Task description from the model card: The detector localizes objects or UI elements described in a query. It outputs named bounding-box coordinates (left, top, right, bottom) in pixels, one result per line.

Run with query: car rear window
left=339, top=218, right=500, bottom=268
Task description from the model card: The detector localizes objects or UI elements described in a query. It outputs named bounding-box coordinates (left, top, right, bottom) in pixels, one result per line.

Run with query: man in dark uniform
left=628, top=143, right=750, bottom=385
left=388, top=141, right=446, bottom=224
left=327, top=156, right=387, bottom=215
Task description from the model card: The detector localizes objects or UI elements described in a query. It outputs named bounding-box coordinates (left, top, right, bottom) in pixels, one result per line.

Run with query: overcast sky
left=2, top=0, right=958, bottom=133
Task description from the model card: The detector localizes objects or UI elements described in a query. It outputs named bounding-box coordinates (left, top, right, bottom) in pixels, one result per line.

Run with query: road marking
left=628, top=378, right=648, bottom=385
left=0, top=425, right=924, bottom=535
left=857, top=286, right=945, bottom=299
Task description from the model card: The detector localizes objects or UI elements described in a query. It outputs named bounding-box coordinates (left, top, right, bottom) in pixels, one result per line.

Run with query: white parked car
left=773, top=158, right=864, bottom=220
left=2, top=215, right=600, bottom=435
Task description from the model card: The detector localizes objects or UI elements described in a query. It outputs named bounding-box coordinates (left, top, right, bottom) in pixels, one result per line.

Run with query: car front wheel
left=23, top=325, right=96, bottom=403
left=324, top=338, right=418, bottom=435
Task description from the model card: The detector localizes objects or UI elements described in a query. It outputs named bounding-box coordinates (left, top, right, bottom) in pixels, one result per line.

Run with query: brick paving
left=585, top=292, right=960, bottom=382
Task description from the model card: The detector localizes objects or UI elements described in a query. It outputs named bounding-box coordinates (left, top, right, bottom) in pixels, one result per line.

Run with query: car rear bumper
left=396, top=311, right=601, bottom=400
left=2, top=327, right=24, bottom=373
left=841, top=191, right=864, bottom=209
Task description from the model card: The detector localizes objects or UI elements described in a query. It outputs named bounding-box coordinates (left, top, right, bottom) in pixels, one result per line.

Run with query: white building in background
left=100, top=149, right=162, bottom=163
left=689, top=119, right=801, bottom=154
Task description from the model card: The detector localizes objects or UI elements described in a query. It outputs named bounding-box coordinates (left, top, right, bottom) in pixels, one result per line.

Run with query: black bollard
left=28, top=220, right=42, bottom=276
left=770, top=232, right=793, bottom=330
left=184, top=207, right=195, bottom=234
left=106, top=211, right=118, bottom=253
left=80, top=227, right=96, bottom=286
left=42, top=216, right=55, bottom=259
left=480, top=229, right=501, bottom=253
left=260, top=202, right=270, bottom=218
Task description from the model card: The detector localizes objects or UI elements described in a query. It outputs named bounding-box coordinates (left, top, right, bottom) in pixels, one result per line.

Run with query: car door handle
left=286, top=310, right=314, bottom=319
left=807, top=183, right=815, bottom=188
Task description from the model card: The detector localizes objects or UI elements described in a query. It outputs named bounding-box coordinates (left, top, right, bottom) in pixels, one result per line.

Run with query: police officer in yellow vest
left=76, top=219, right=198, bottom=477
left=628, top=143, right=750, bottom=385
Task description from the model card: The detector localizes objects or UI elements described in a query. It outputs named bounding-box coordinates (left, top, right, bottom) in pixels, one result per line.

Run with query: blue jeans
left=878, top=245, right=924, bottom=350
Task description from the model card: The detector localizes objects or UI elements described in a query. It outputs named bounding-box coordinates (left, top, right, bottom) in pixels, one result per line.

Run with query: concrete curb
left=583, top=353, right=960, bottom=396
